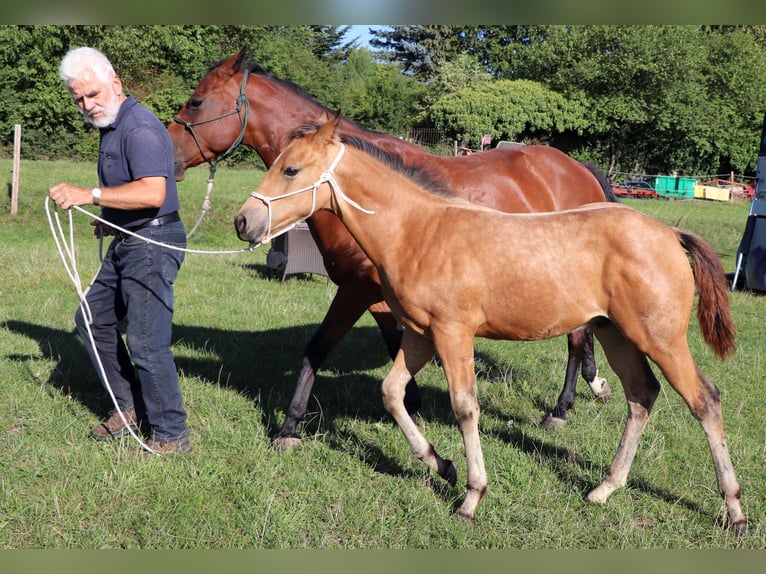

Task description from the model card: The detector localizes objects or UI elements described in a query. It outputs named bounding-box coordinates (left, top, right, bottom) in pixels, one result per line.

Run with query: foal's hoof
left=731, top=518, right=748, bottom=538
left=584, top=484, right=611, bottom=504
left=271, top=435, right=303, bottom=452
left=542, top=414, right=567, bottom=429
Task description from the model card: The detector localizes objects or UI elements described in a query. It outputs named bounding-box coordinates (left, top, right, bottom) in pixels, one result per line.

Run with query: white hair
left=59, top=47, right=116, bottom=86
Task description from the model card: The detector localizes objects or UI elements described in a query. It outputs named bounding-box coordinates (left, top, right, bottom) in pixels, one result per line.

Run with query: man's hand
left=48, top=182, right=91, bottom=210
left=90, top=220, right=114, bottom=238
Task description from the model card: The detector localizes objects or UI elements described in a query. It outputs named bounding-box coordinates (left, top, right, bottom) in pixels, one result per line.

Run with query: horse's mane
left=288, top=123, right=453, bottom=198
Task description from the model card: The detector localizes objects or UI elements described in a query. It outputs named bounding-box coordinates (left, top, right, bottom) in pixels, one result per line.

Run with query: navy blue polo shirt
left=97, top=95, right=180, bottom=228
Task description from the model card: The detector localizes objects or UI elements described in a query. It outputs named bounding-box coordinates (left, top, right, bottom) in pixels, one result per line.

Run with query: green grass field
left=1, top=158, right=764, bottom=548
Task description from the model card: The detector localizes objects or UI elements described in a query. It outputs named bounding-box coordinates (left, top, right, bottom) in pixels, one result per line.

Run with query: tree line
left=2, top=24, right=766, bottom=179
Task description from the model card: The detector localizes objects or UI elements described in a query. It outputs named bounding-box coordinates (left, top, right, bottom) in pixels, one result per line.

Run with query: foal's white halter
left=247, top=143, right=375, bottom=243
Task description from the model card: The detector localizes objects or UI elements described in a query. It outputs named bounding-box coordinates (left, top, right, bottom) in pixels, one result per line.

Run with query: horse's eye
left=284, top=166, right=299, bottom=177
left=188, top=97, right=203, bottom=110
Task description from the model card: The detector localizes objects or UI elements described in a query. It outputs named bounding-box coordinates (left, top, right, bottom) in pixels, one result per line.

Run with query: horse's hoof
left=590, top=377, right=611, bottom=402
left=271, top=436, right=303, bottom=452
left=441, top=459, right=458, bottom=487
left=584, top=483, right=613, bottom=504
left=456, top=507, right=474, bottom=522
left=542, top=413, right=567, bottom=428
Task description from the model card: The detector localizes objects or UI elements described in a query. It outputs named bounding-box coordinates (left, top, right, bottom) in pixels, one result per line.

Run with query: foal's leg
left=381, top=330, right=458, bottom=487
left=433, top=332, right=488, bottom=520
left=367, top=301, right=422, bottom=416
left=650, top=347, right=747, bottom=534
left=586, top=323, right=660, bottom=502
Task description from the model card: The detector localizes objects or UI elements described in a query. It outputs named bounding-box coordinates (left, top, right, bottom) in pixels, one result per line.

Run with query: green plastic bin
left=651, top=175, right=696, bottom=198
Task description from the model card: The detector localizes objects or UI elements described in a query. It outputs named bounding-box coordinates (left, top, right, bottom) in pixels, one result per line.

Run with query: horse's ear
left=234, top=48, right=248, bottom=72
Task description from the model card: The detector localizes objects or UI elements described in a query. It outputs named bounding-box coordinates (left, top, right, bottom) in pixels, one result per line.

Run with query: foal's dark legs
left=543, top=327, right=610, bottom=428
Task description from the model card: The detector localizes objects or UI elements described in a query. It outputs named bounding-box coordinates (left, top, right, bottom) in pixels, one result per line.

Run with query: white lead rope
left=45, top=198, right=262, bottom=454
left=45, top=142, right=369, bottom=453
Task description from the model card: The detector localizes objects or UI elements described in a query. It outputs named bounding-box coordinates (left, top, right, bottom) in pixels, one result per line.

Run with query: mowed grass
left=1, top=158, right=765, bottom=548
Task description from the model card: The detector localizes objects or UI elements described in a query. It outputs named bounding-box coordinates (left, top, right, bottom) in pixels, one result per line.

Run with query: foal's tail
left=677, top=230, right=736, bottom=359
left=582, top=161, right=619, bottom=203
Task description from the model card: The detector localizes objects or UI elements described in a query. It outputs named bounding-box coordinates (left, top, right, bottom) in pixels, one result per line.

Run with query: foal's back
left=386, top=200, right=692, bottom=342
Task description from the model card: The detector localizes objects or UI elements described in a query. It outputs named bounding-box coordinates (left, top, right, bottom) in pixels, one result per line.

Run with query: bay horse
left=169, top=49, right=614, bottom=449
left=233, top=115, right=747, bottom=532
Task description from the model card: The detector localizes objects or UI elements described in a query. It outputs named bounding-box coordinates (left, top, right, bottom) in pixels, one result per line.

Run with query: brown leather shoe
left=144, top=436, right=193, bottom=456
left=91, top=409, right=138, bottom=441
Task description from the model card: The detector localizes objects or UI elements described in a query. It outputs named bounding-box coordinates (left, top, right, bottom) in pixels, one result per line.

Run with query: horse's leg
left=647, top=345, right=747, bottom=534
left=542, top=328, right=610, bottom=428
left=274, top=283, right=385, bottom=450
left=543, top=332, right=585, bottom=427
left=585, top=322, right=660, bottom=502
left=381, top=329, right=458, bottom=486
left=587, top=323, right=746, bottom=533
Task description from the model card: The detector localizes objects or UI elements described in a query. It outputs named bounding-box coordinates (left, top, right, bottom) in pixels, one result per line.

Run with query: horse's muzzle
left=234, top=210, right=267, bottom=244
left=173, top=161, right=187, bottom=182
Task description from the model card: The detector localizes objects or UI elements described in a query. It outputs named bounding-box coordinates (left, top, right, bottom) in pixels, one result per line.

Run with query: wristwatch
left=92, top=187, right=102, bottom=206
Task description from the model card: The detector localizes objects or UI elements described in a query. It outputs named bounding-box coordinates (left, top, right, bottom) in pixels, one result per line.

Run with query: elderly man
left=48, top=47, right=191, bottom=455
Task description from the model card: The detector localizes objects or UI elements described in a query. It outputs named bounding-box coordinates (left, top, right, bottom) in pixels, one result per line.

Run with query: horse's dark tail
left=582, top=161, right=618, bottom=203
left=677, top=229, right=737, bottom=360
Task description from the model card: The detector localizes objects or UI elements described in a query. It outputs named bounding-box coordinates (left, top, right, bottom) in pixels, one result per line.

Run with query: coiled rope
left=45, top=198, right=260, bottom=454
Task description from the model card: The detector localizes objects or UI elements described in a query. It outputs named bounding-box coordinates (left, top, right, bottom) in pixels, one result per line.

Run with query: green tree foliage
left=328, top=48, right=426, bottom=136
left=389, top=24, right=766, bottom=176
left=0, top=25, right=361, bottom=161
left=3, top=24, right=766, bottom=179
left=428, top=79, right=587, bottom=147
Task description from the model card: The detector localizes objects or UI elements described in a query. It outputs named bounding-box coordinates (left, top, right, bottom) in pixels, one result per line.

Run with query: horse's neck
left=241, top=79, right=314, bottom=165
left=243, top=75, right=430, bottom=167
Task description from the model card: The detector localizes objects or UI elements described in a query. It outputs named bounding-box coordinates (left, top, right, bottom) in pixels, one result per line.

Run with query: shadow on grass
left=4, top=318, right=460, bottom=438
left=4, top=319, right=709, bottom=523
left=486, top=422, right=705, bottom=518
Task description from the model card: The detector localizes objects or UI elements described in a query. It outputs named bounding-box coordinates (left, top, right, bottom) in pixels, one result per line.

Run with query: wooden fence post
left=11, top=124, right=21, bottom=215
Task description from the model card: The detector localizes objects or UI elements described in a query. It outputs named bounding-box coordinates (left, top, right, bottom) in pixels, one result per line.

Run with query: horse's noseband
left=174, top=69, right=250, bottom=175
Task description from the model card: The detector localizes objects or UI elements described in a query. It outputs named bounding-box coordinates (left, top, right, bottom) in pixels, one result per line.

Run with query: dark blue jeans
left=75, top=220, right=188, bottom=442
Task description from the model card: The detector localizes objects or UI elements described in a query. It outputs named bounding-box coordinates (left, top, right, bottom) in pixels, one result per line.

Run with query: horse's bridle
left=173, top=68, right=251, bottom=177
left=248, top=142, right=375, bottom=244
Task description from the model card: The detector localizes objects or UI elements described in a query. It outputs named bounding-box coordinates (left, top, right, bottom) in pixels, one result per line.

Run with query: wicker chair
left=266, top=221, right=329, bottom=282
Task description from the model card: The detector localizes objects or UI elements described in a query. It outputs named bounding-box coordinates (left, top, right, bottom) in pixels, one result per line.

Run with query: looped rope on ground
left=44, top=198, right=261, bottom=454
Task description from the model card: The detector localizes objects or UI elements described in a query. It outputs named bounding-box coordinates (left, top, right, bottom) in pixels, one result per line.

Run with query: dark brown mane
left=222, top=56, right=387, bottom=140
left=288, top=123, right=452, bottom=198
left=340, top=134, right=453, bottom=198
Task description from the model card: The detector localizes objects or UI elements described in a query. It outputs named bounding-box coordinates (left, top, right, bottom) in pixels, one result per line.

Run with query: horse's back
left=376, top=140, right=607, bottom=213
